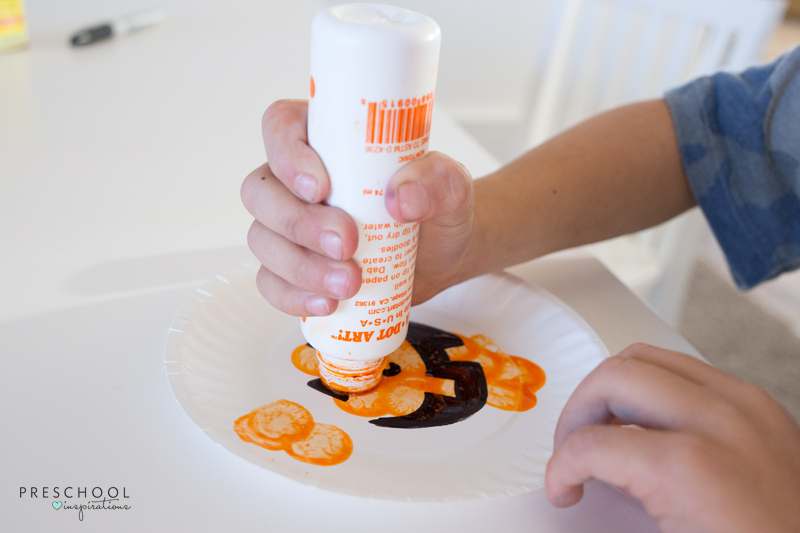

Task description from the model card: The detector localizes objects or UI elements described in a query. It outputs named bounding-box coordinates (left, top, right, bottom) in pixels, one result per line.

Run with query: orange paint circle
left=291, top=345, right=319, bottom=376
left=286, top=423, right=353, bottom=466
left=310, top=76, right=315, bottom=98
left=233, top=413, right=283, bottom=450
left=247, top=399, right=315, bottom=445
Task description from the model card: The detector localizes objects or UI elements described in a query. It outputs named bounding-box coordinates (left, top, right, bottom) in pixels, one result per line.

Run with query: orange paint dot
left=252, top=400, right=313, bottom=440
left=389, top=341, right=426, bottom=374
left=234, top=412, right=283, bottom=450
left=449, top=335, right=506, bottom=382
left=470, top=334, right=503, bottom=353
left=235, top=399, right=314, bottom=450
left=291, top=345, right=319, bottom=376
left=449, top=335, right=546, bottom=412
left=487, top=380, right=523, bottom=411
left=384, top=384, right=425, bottom=416
left=511, top=355, right=546, bottom=411
left=334, top=388, right=382, bottom=417
left=234, top=400, right=353, bottom=467
left=309, top=76, right=315, bottom=98
left=286, top=423, right=353, bottom=466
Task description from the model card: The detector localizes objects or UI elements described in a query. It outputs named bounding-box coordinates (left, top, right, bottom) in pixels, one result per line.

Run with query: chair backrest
left=523, top=0, right=786, bottom=148
left=521, top=0, right=785, bottom=325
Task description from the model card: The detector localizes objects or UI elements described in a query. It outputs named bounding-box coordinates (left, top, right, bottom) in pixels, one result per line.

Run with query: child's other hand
left=547, top=343, right=800, bottom=532
left=241, top=100, right=474, bottom=317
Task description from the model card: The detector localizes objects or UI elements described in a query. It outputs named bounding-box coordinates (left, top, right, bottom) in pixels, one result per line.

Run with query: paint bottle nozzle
left=317, top=352, right=387, bottom=393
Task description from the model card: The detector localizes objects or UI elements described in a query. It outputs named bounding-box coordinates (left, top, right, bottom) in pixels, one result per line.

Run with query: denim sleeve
left=664, top=45, right=800, bottom=290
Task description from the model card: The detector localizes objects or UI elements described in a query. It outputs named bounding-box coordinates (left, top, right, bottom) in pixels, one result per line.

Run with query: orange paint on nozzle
left=302, top=4, right=441, bottom=394
left=317, top=352, right=386, bottom=393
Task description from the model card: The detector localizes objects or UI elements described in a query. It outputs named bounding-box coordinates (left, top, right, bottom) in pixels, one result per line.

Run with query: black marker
left=70, top=8, right=166, bottom=47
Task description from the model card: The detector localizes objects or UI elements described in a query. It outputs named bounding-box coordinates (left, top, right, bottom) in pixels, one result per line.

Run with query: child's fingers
left=549, top=361, right=800, bottom=532
left=616, top=343, right=756, bottom=414
left=262, top=99, right=331, bottom=204
left=554, top=355, right=738, bottom=449
left=247, top=220, right=362, bottom=302
left=255, top=266, right=339, bottom=317
left=385, top=151, right=474, bottom=225
left=241, top=167, right=358, bottom=261
left=546, top=424, right=682, bottom=510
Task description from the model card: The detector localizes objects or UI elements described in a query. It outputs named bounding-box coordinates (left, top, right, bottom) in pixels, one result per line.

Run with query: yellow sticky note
left=0, top=0, right=28, bottom=54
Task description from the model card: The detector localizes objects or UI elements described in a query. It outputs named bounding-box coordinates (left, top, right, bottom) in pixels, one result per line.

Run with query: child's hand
left=241, top=100, right=474, bottom=317
left=547, top=343, right=800, bottom=532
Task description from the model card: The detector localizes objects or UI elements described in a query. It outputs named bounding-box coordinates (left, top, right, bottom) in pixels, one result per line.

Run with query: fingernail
left=306, top=296, right=330, bottom=316
left=397, top=181, right=428, bottom=221
left=320, top=231, right=343, bottom=261
left=294, top=175, right=317, bottom=203
left=325, top=270, right=350, bottom=299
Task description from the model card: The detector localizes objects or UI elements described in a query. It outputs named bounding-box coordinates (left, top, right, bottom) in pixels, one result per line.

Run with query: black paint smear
left=303, top=323, right=488, bottom=429
left=369, top=322, right=488, bottom=429
left=307, top=378, right=349, bottom=402
left=383, top=362, right=401, bottom=377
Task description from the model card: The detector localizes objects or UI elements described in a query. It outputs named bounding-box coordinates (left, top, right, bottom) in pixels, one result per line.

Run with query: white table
left=1, top=1, right=699, bottom=530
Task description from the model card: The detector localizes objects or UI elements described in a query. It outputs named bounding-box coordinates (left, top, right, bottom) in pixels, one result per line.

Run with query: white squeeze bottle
left=303, top=4, right=441, bottom=393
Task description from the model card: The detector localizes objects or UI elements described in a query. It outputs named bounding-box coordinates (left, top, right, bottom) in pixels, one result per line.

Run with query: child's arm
left=433, top=98, right=695, bottom=293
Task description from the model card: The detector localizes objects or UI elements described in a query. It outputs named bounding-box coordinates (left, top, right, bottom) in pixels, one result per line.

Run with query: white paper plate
left=164, top=263, right=609, bottom=501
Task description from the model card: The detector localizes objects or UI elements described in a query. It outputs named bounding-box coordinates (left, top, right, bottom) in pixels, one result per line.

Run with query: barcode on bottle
left=365, top=96, right=434, bottom=145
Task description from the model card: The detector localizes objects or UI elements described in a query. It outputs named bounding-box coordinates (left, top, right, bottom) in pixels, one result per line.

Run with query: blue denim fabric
left=665, top=45, right=800, bottom=289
